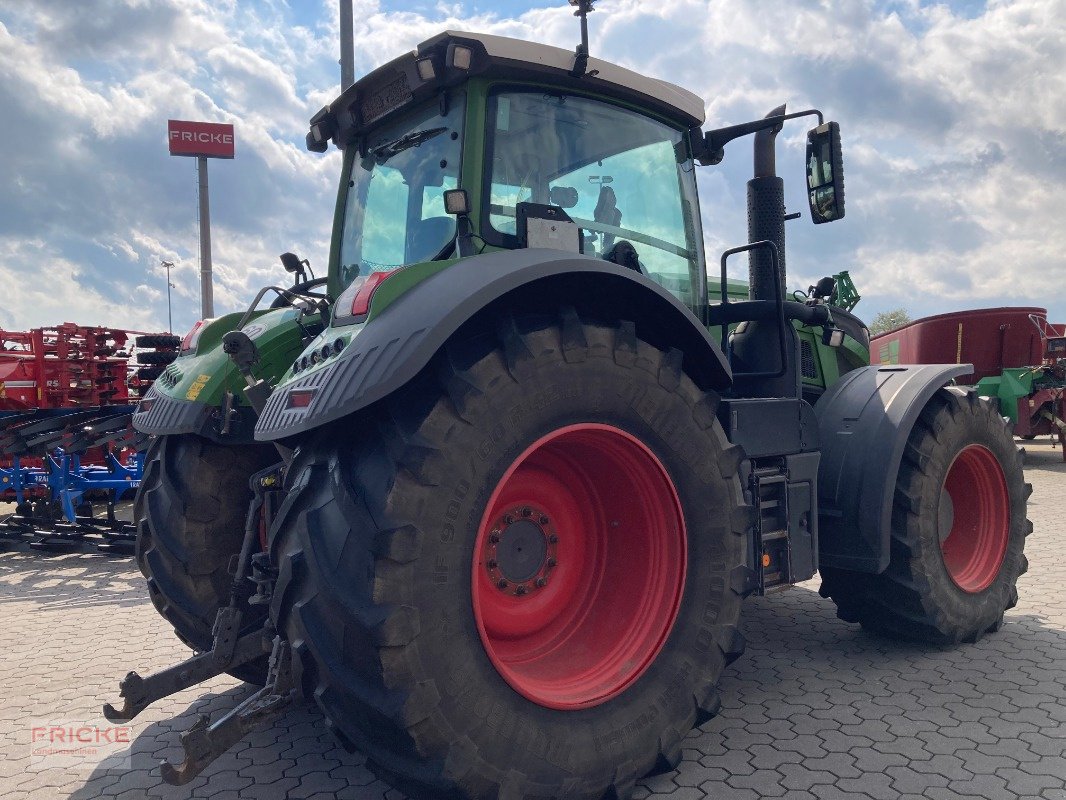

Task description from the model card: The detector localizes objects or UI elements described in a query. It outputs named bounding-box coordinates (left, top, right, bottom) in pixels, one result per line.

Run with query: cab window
left=484, top=90, right=704, bottom=310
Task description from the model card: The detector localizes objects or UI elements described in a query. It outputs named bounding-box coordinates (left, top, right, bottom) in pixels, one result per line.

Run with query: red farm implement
left=0, top=324, right=179, bottom=552
left=873, top=308, right=1066, bottom=458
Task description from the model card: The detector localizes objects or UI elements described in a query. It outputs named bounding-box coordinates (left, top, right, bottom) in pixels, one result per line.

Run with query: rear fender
left=255, top=249, right=732, bottom=441
left=816, top=364, right=971, bottom=573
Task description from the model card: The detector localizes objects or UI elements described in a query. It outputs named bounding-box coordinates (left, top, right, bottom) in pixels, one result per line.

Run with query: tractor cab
left=308, top=28, right=847, bottom=372
left=309, top=29, right=713, bottom=320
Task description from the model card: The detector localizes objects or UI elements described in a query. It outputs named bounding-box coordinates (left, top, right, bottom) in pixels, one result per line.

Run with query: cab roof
left=306, top=30, right=707, bottom=151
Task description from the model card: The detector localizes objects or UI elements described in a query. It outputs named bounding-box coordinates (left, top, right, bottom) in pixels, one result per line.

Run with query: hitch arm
left=160, top=637, right=296, bottom=786
left=102, top=629, right=271, bottom=723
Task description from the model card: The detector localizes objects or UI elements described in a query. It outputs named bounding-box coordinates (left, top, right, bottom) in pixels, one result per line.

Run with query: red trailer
left=873, top=308, right=1066, bottom=455
left=871, top=306, right=1049, bottom=382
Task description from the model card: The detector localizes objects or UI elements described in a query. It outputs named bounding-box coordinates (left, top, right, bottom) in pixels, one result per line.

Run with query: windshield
left=337, top=96, right=465, bottom=289
left=485, top=91, right=704, bottom=309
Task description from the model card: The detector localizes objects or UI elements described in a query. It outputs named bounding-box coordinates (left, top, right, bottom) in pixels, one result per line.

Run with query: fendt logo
left=167, top=120, right=236, bottom=159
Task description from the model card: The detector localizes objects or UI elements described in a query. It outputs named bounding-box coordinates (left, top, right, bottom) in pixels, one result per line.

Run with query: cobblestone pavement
left=1, top=440, right=1063, bottom=800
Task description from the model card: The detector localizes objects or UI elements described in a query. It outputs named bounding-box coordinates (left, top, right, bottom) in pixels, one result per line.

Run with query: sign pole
left=168, top=119, right=233, bottom=321
left=196, top=156, right=214, bottom=318
left=340, top=0, right=355, bottom=90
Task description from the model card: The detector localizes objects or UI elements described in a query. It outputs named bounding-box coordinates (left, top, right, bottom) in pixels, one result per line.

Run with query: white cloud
left=0, top=0, right=1063, bottom=337
left=0, top=238, right=162, bottom=330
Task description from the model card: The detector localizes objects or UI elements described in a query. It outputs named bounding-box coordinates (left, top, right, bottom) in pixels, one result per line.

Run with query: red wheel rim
left=472, top=423, right=687, bottom=710
left=940, top=444, right=1010, bottom=593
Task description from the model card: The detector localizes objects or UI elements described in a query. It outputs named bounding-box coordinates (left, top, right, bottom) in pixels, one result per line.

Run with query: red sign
left=168, top=120, right=235, bottom=159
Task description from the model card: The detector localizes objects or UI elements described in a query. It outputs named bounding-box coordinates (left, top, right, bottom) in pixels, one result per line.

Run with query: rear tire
left=269, top=312, right=752, bottom=800
left=820, top=389, right=1031, bottom=643
left=135, top=434, right=276, bottom=684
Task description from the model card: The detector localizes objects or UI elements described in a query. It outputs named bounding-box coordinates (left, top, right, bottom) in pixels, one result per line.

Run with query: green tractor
left=107, top=12, right=1030, bottom=800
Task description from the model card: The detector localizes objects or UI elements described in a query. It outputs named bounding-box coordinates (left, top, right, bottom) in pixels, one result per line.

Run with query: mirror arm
left=694, top=108, right=823, bottom=167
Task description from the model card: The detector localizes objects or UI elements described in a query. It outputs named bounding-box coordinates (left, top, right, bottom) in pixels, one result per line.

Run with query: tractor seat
left=604, top=240, right=646, bottom=275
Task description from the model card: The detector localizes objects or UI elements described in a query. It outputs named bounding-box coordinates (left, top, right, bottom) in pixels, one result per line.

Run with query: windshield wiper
left=372, top=127, right=448, bottom=162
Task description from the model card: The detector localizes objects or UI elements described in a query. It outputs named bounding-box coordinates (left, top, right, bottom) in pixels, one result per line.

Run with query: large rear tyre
left=820, top=389, right=1031, bottom=643
left=135, top=434, right=276, bottom=684
left=269, top=312, right=752, bottom=800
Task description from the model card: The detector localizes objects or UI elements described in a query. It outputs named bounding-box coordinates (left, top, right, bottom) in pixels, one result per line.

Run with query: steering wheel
left=269, top=277, right=329, bottom=309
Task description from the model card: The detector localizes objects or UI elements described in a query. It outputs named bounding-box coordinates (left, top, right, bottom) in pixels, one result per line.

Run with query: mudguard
left=816, top=363, right=972, bottom=573
left=255, top=248, right=732, bottom=441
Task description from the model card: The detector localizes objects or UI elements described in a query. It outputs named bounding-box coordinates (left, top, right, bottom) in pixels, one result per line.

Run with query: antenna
left=568, top=0, right=596, bottom=78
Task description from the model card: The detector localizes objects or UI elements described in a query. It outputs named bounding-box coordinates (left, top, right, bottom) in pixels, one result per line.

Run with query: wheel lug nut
left=535, top=577, right=547, bottom=588
left=546, top=557, right=557, bottom=568
left=487, top=559, right=498, bottom=568
left=516, top=585, right=527, bottom=596
left=503, top=515, right=515, bottom=525
left=548, top=534, right=558, bottom=544
left=497, top=580, right=508, bottom=590
left=521, top=507, right=532, bottom=517
left=539, top=516, right=549, bottom=525
left=489, top=533, right=500, bottom=544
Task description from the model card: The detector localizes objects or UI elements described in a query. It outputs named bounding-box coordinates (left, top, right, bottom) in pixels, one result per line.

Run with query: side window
left=488, top=184, right=532, bottom=235
left=484, top=91, right=704, bottom=313
left=550, top=140, right=695, bottom=304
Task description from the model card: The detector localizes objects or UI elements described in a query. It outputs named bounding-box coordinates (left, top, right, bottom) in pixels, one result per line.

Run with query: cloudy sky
left=0, top=0, right=1063, bottom=336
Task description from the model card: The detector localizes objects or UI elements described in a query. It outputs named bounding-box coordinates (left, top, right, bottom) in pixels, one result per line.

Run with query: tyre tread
left=270, top=313, right=748, bottom=800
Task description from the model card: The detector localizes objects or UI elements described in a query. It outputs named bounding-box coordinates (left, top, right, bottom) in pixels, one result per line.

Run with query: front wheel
left=820, top=389, right=1031, bottom=643
left=269, top=312, right=752, bottom=800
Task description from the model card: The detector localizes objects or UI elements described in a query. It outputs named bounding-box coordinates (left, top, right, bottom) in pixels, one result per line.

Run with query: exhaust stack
left=747, top=104, right=786, bottom=303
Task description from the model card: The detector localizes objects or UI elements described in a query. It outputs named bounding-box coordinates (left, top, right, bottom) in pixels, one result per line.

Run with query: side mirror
left=279, top=252, right=303, bottom=273
left=806, top=122, right=845, bottom=224
left=279, top=251, right=312, bottom=285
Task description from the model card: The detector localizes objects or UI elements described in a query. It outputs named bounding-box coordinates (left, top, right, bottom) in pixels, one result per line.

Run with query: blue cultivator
left=0, top=406, right=144, bottom=554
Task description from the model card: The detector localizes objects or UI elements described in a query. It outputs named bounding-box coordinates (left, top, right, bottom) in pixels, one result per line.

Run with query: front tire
left=820, top=389, right=1031, bottom=643
left=269, top=312, right=752, bottom=800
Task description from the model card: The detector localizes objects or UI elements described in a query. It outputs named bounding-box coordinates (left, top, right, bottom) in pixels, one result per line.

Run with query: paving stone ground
left=1, top=439, right=1063, bottom=800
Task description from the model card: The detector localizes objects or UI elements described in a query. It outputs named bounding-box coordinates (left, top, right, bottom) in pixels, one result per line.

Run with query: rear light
left=287, top=389, right=316, bottom=409
left=180, top=319, right=214, bottom=352
left=334, top=271, right=398, bottom=324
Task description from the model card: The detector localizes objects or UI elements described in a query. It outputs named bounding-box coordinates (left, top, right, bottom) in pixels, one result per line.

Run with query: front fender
left=255, top=249, right=732, bottom=441
left=815, top=363, right=972, bottom=573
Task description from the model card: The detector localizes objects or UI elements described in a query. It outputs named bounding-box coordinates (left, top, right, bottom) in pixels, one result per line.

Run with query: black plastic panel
left=815, top=364, right=971, bottom=572
left=719, top=398, right=819, bottom=458
left=132, top=386, right=258, bottom=444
